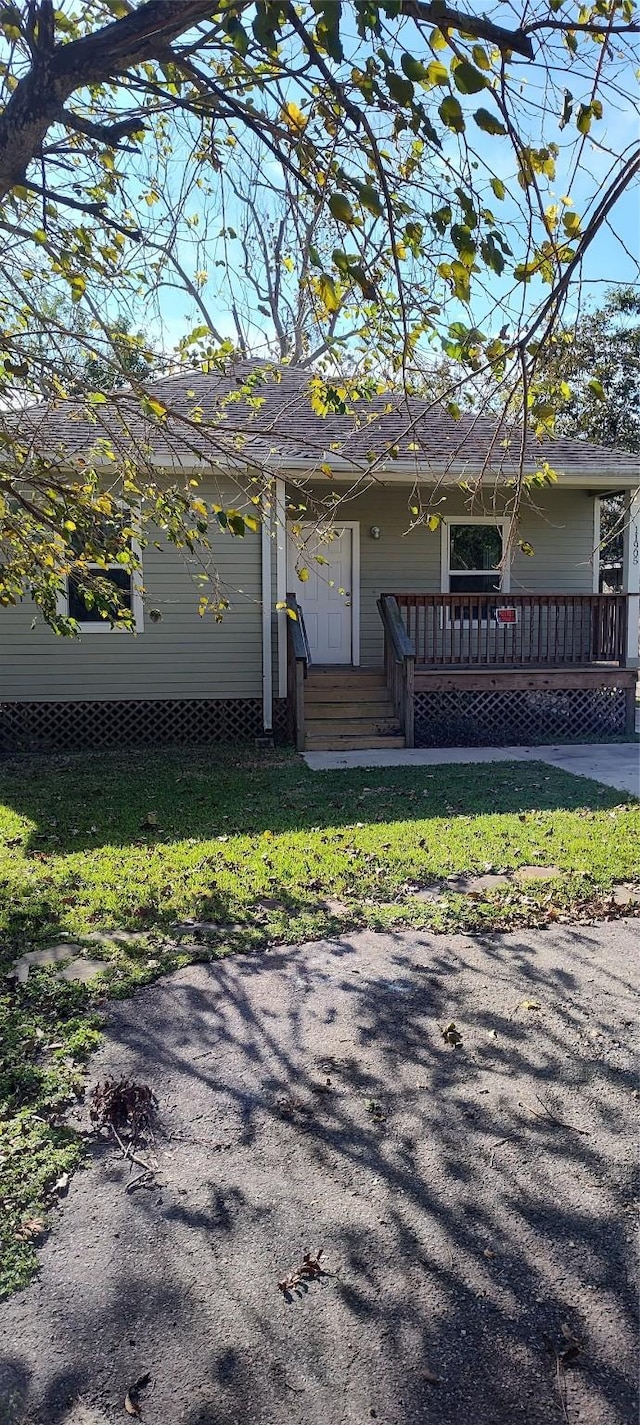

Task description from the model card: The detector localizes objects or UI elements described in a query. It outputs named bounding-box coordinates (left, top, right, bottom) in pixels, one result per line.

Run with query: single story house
left=2, top=361, right=638, bottom=752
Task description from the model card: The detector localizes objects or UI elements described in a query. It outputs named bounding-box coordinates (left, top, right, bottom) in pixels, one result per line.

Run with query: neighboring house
left=1, top=361, right=638, bottom=753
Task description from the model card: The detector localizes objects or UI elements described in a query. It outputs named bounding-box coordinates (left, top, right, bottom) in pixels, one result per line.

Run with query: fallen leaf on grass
left=441, top=1022, right=463, bottom=1048
left=15, top=1216, right=46, bottom=1240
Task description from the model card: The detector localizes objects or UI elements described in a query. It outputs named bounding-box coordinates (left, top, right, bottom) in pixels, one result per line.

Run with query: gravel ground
left=1, top=921, right=638, bottom=1425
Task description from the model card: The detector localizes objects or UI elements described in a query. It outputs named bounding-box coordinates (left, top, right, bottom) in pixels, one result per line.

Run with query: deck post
left=294, top=661, right=305, bottom=751
left=405, top=655, right=415, bottom=747
left=286, top=592, right=309, bottom=751
left=622, top=489, right=640, bottom=669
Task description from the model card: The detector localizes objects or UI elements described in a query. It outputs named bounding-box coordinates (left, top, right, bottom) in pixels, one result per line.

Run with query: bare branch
left=61, top=109, right=148, bottom=148
left=20, top=180, right=142, bottom=238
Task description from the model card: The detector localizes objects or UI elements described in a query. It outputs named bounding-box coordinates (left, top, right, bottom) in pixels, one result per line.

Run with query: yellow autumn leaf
left=142, top=396, right=167, bottom=419
left=317, top=273, right=340, bottom=312
left=282, top=102, right=307, bottom=133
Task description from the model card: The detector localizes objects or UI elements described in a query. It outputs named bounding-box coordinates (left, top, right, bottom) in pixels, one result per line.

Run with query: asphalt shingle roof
left=16, top=359, right=639, bottom=479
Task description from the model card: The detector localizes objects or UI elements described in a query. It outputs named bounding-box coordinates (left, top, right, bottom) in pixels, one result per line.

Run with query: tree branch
left=21, top=180, right=142, bottom=238
left=399, top=1, right=535, bottom=59
left=524, top=16, right=639, bottom=36
left=0, top=0, right=551, bottom=204
left=0, top=1, right=226, bottom=199
left=61, top=109, right=147, bottom=148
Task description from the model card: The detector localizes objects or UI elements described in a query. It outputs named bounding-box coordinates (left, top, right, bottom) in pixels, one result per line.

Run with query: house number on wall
left=634, top=526, right=639, bottom=568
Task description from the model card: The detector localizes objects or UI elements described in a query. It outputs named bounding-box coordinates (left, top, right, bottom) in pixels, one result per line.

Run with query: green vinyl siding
left=0, top=478, right=263, bottom=701
left=284, top=482, right=597, bottom=667
left=1, top=473, right=599, bottom=701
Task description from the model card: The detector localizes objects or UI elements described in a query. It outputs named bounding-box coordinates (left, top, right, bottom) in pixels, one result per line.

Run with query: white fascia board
left=83, top=457, right=640, bottom=489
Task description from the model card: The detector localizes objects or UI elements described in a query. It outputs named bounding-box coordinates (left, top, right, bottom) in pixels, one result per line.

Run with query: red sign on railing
left=494, top=606, right=518, bottom=624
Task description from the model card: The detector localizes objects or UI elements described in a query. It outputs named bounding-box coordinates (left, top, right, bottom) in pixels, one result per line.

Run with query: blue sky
left=151, top=153, right=639, bottom=361
left=112, top=8, right=640, bottom=359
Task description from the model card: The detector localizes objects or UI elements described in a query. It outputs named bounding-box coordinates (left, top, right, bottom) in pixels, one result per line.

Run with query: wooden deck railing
left=377, top=595, right=416, bottom=745
left=385, top=592, right=629, bottom=668
left=286, top=592, right=310, bottom=751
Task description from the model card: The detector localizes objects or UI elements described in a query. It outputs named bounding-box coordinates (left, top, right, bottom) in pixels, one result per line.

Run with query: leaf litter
left=440, top=1021, right=463, bottom=1047
left=90, top=1078, right=158, bottom=1187
left=278, top=1248, right=326, bottom=1297
left=124, top=1371, right=151, bottom=1417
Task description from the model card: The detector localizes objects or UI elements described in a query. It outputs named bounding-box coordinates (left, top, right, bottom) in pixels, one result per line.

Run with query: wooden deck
left=413, top=665, right=636, bottom=691
left=286, top=593, right=637, bottom=750
left=390, top=592, right=629, bottom=669
left=377, top=593, right=637, bottom=748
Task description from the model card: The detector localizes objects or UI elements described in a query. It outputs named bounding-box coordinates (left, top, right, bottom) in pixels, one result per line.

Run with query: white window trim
left=286, top=520, right=360, bottom=666
left=56, top=510, right=144, bottom=634
left=440, top=516, right=510, bottom=627
left=622, top=487, right=640, bottom=668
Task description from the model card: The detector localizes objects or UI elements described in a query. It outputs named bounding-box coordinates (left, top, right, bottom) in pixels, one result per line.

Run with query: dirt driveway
left=1, top=922, right=638, bottom=1425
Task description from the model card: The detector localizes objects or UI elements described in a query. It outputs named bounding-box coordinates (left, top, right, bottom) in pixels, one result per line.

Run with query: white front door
left=287, top=524, right=354, bottom=664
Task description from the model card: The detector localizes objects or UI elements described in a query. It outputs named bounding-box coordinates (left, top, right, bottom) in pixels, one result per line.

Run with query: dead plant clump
left=90, top=1077, right=156, bottom=1146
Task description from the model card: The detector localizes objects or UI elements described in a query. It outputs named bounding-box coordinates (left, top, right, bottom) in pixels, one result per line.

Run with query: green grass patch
left=0, top=743, right=638, bottom=1298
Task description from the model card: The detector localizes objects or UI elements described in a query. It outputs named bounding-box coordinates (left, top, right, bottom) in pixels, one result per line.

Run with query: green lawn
left=0, top=744, right=638, bottom=1298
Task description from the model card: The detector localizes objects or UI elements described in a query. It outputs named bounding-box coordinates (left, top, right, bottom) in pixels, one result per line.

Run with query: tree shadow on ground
left=0, top=920, right=637, bottom=1425
left=0, top=744, right=634, bottom=954
left=0, top=745, right=626, bottom=857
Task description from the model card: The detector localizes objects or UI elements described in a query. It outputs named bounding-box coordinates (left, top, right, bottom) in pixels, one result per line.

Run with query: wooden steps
left=305, top=729, right=404, bottom=752
left=306, top=699, right=394, bottom=719
left=303, top=666, right=404, bottom=751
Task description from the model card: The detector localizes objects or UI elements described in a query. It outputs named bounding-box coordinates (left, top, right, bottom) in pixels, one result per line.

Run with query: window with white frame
left=443, top=519, right=508, bottom=624
left=59, top=507, right=143, bottom=633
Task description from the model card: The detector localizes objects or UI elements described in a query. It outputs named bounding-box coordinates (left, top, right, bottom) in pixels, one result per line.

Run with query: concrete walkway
left=304, top=741, right=640, bottom=795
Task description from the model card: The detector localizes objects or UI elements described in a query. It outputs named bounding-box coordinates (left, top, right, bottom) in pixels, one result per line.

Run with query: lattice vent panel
left=0, top=699, right=264, bottom=753
left=414, top=687, right=628, bottom=748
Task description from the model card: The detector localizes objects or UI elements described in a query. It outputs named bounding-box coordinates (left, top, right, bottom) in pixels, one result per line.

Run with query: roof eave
left=65, top=453, right=640, bottom=488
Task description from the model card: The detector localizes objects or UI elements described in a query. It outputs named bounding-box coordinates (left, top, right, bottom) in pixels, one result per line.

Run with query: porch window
left=445, top=521, right=505, bottom=624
